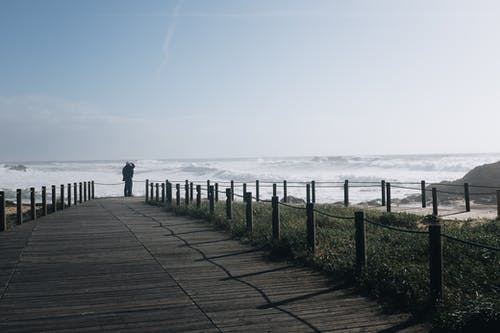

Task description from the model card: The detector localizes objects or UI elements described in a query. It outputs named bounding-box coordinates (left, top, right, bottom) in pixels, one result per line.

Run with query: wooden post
left=432, top=187, right=438, bottom=216
left=429, top=224, right=443, bottom=305
left=311, top=180, right=316, bottom=203
left=52, top=185, right=57, bottom=213
left=386, top=182, right=392, bottom=213
left=161, top=183, right=165, bottom=203
left=145, top=179, right=149, bottom=202
left=381, top=180, right=386, bottom=206
left=60, top=184, right=64, bottom=210
left=243, top=183, right=247, bottom=197
left=16, top=189, right=22, bottom=225
left=91, top=180, right=95, bottom=199
left=0, top=191, right=5, bottom=231
left=344, top=180, right=349, bottom=207
left=190, top=182, right=194, bottom=201
left=306, top=183, right=311, bottom=203
left=245, top=192, right=253, bottom=233
left=215, top=183, right=219, bottom=202
left=421, top=180, right=426, bottom=208
left=207, top=180, right=210, bottom=198
left=306, top=203, right=316, bottom=254
left=79, top=182, right=82, bottom=204
left=67, top=183, right=71, bottom=208
left=175, top=184, right=180, bottom=206
left=496, top=190, right=500, bottom=219
left=283, top=180, right=287, bottom=203
left=355, top=211, right=366, bottom=275
left=87, top=181, right=91, bottom=200
left=185, top=180, right=189, bottom=206
left=209, top=185, right=215, bottom=214
left=30, top=187, right=36, bottom=220
left=166, top=180, right=172, bottom=203
left=73, top=182, right=77, bottom=205
left=272, top=196, right=280, bottom=241
left=42, top=186, right=47, bottom=216
left=256, top=180, right=260, bottom=202
left=230, top=181, right=234, bottom=202
left=226, top=188, right=232, bottom=219
left=464, top=183, right=470, bottom=212
left=83, top=181, right=87, bottom=202
left=150, top=183, right=154, bottom=203
left=155, top=183, right=159, bottom=203
left=196, top=185, right=201, bottom=208
left=273, top=183, right=277, bottom=197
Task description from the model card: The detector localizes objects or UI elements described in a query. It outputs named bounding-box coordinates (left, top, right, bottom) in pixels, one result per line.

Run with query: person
left=122, top=162, right=135, bottom=197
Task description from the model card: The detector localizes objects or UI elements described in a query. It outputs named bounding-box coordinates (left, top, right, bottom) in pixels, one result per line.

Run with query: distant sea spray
left=1, top=153, right=500, bottom=202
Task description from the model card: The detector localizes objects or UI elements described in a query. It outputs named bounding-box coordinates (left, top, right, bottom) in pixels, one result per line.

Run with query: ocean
left=1, top=153, right=500, bottom=203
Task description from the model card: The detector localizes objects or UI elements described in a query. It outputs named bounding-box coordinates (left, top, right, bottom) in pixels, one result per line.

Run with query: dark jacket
left=122, top=163, right=135, bottom=181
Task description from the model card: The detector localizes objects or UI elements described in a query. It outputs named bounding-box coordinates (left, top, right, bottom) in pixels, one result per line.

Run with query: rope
left=469, top=184, right=500, bottom=190
left=313, top=209, right=354, bottom=220
left=441, top=234, right=500, bottom=252
left=429, top=183, right=464, bottom=188
left=278, top=202, right=307, bottom=210
left=391, top=185, right=421, bottom=191
left=469, top=192, right=497, bottom=196
left=364, top=218, right=428, bottom=235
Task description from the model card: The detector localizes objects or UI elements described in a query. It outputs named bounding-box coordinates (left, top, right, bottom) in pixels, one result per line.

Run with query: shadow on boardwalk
left=0, top=198, right=430, bottom=332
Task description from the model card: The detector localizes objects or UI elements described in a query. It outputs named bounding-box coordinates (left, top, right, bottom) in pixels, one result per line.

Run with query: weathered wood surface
left=0, top=198, right=429, bottom=332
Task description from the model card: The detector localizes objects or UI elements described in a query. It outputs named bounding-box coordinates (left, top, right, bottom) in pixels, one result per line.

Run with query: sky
left=1, top=0, right=499, bottom=161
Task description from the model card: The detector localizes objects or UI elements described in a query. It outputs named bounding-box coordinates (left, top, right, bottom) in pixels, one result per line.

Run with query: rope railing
left=277, top=201, right=307, bottom=210
left=313, top=208, right=354, bottom=220
left=364, top=218, right=428, bottom=235
left=441, top=234, right=500, bottom=252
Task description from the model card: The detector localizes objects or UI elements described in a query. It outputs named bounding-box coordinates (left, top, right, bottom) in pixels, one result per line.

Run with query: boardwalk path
left=0, top=198, right=429, bottom=332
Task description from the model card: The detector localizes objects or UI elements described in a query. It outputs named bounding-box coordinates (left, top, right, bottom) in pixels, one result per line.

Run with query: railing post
left=355, top=211, right=366, bottom=275
left=230, top=180, right=234, bottom=202
left=311, top=180, right=316, bottom=203
left=0, top=191, right=5, bottom=231
left=190, top=182, right=194, bottom=202
left=215, top=183, right=219, bottom=202
left=161, top=183, right=165, bottom=203
left=496, top=190, right=500, bottom=219
left=87, top=181, right=91, bottom=200
left=42, top=186, right=47, bottom=216
left=226, top=188, right=232, bottom=219
left=67, top=183, right=71, bottom=208
left=429, top=223, right=443, bottom=306
left=421, top=180, right=426, bottom=208
left=283, top=180, right=287, bottom=203
left=273, top=183, right=277, bottom=197
left=79, top=182, right=82, bottom=204
left=344, top=180, right=349, bottom=207
left=52, top=185, right=57, bottom=213
left=272, top=196, right=280, bottom=241
left=73, top=182, right=77, bottom=205
left=91, top=180, right=95, bottom=199
left=155, top=183, right=159, bottom=203
left=83, top=181, right=87, bottom=202
left=432, top=187, right=438, bottom=216
left=209, top=185, right=215, bottom=214
left=16, top=189, right=22, bottom=225
left=150, top=183, right=154, bottom=203
left=196, top=185, right=201, bottom=208
left=30, top=187, right=36, bottom=221
left=256, top=180, right=260, bottom=202
left=166, top=180, right=172, bottom=204
left=306, top=203, right=316, bottom=254
left=243, top=183, right=247, bottom=197
left=464, top=183, right=470, bottom=212
left=386, top=182, right=392, bottom=212
left=381, top=180, right=386, bottom=206
left=306, top=183, right=311, bottom=203
left=176, top=184, right=180, bottom=207
left=60, top=184, right=65, bottom=210
left=245, top=192, right=253, bottom=233
left=185, top=180, right=189, bottom=206
left=207, top=180, right=210, bottom=199
left=145, top=179, right=149, bottom=202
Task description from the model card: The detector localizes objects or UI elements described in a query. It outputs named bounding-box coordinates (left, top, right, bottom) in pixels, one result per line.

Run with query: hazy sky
left=1, top=0, right=499, bottom=161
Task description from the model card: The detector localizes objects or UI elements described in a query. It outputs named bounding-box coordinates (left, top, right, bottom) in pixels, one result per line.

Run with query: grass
left=160, top=199, right=499, bottom=332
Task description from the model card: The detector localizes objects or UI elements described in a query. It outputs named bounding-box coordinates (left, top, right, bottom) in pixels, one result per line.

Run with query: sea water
left=1, top=153, right=500, bottom=203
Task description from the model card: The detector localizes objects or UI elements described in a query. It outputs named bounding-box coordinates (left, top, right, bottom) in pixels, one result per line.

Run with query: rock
left=5, top=164, right=27, bottom=172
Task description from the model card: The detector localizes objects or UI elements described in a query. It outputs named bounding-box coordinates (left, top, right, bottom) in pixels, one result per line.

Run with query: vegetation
left=162, top=199, right=499, bottom=332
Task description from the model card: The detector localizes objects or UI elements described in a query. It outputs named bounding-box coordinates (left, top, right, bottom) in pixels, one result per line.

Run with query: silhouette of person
left=122, top=162, right=135, bottom=197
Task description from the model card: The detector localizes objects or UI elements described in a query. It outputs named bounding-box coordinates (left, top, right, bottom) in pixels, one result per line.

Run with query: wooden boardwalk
left=0, top=198, right=429, bottom=332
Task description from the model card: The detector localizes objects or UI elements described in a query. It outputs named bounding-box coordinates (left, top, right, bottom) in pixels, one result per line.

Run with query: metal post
left=306, top=203, right=316, bottom=254
left=30, top=187, right=36, bottom=220
left=355, top=211, right=366, bottom=275
left=272, top=196, right=280, bottom=241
